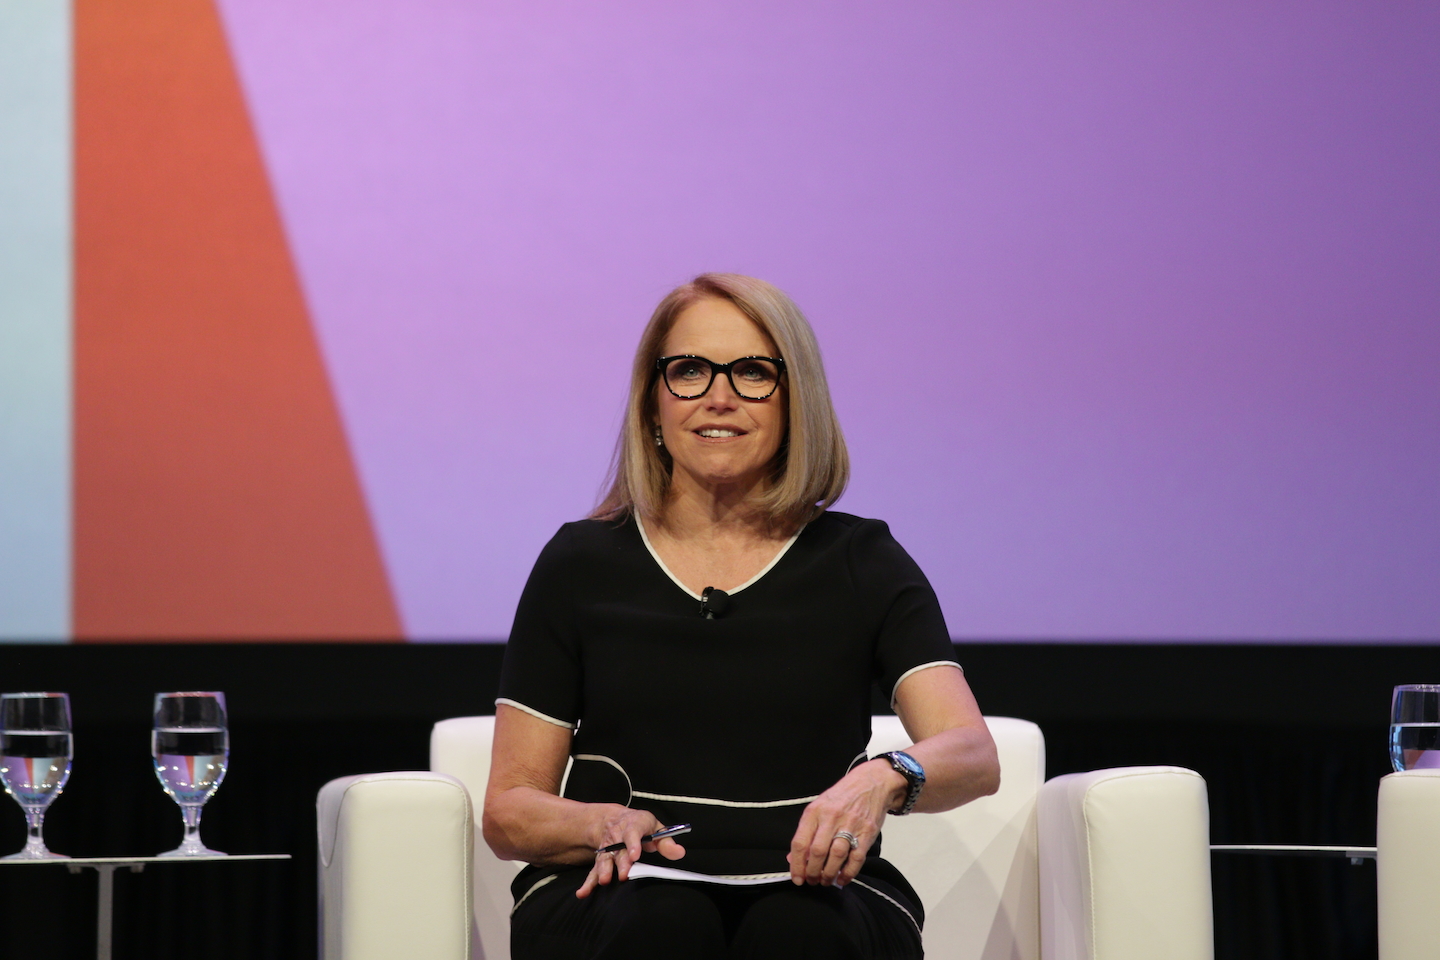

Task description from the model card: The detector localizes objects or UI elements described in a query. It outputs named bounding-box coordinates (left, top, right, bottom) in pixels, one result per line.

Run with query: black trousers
left=510, top=868, right=924, bottom=960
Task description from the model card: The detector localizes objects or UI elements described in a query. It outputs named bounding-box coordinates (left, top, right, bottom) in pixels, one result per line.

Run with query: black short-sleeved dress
left=496, top=510, right=961, bottom=943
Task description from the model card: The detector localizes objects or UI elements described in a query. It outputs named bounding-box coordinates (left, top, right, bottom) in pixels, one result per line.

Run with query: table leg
left=95, top=864, right=116, bottom=960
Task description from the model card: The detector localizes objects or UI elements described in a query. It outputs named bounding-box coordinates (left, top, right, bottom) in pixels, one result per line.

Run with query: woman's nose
left=705, top=373, right=741, bottom=409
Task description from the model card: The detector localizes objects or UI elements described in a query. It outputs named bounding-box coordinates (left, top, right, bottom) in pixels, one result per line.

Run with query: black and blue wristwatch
left=876, top=750, right=926, bottom=815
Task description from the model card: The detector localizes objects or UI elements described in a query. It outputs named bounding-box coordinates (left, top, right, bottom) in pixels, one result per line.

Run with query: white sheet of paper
left=626, top=863, right=790, bottom=886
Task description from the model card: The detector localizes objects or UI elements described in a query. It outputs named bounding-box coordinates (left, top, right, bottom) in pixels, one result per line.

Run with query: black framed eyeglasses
left=656, top=355, right=786, bottom=400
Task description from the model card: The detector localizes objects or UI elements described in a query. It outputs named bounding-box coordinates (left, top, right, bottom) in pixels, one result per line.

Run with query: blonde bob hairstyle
left=593, top=273, right=849, bottom=527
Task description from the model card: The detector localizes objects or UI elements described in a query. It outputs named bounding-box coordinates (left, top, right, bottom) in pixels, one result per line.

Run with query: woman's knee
left=594, top=881, right=727, bottom=959
left=729, top=886, right=863, bottom=960
left=513, top=877, right=727, bottom=960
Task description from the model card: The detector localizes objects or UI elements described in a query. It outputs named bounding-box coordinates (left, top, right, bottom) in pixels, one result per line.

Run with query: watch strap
left=877, top=750, right=925, bottom=816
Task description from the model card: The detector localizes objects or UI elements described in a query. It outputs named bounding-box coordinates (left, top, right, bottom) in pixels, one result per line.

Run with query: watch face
left=889, top=751, right=924, bottom=781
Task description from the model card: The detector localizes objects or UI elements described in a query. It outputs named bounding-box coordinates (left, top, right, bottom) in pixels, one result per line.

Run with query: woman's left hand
left=787, top=759, right=904, bottom=888
left=788, top=667, right=1002, bottom=889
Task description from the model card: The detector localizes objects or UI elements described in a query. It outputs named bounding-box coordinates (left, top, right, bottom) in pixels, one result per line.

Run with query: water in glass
left=1390, top=723, right=1440, bottom=771
left=1390, top=685, right=1440, bottom=772
left=153, top=728, right=228, bottom=805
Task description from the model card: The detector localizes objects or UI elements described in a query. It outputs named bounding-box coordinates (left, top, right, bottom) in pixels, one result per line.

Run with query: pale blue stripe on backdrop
left=0, top=0, right=72, bottom=641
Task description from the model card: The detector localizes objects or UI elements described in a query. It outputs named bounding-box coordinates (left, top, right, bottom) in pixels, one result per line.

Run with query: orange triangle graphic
left=75, top=0, right=403, bottom=640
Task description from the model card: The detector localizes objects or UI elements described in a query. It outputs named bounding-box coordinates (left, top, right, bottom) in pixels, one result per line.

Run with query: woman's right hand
left=484, top=706, right=687, bottom=892
left=576, top=806, right=687, bottom=899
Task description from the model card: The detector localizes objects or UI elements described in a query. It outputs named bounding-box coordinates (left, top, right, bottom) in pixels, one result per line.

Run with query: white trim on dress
left=571, top=753, right=635, bottom=802
left=564, top=752, right=820, bottom=810
left=635, top=514, right=804, bottom=600
left=495, top=697, right=575, bottom=730
left=851, top=879, right=923, bottom=937
left=630, top=789, right=818, bottom=809
left=889, top=660, right=963, bottom=711
left=511, top=874, right=557, bottom=915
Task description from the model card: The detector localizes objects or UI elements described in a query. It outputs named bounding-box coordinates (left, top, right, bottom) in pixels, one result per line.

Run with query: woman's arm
left=481, top=703, right=685, bottom=897
left=481, top=703, right=590, bottom=864
left=886, top=663, right=1000, bottom=813
left=787, top=665, right=999, bottom=887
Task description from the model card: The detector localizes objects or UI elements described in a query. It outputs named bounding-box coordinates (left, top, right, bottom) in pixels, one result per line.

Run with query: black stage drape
left=1, top=642, right=1434, bottom=960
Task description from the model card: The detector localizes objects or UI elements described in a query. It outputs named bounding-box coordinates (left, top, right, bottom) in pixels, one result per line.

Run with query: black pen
left=597, top=823, right=692, bottom=854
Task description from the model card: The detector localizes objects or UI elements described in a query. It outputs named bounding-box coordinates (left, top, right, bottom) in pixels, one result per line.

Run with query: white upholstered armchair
left=318, top=716, right=1214, bottom=960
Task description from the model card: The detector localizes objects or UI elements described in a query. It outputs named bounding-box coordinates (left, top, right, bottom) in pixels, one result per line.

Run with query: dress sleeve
left=495, top=524, right=584, bottom=729
left=846, top=519, right=961, bottom=709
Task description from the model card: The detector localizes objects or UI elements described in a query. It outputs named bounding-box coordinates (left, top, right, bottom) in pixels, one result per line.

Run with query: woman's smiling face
left=656, top=297, right=787, bottom=499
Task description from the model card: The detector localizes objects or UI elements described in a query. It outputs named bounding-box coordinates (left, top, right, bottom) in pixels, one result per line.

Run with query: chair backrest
left=432, top=716, right=519, bottom=960
left=433, top=714, right=1044, bottom=960
left=869, top=716, right=1044, bottom=960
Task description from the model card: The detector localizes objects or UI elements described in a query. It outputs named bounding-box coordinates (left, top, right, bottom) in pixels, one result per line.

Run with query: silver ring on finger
left=834, top=830, right=860, bottom=851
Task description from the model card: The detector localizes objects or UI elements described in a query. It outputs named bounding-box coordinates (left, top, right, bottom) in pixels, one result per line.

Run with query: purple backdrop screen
left=214, top=0, right=1437, bottom=641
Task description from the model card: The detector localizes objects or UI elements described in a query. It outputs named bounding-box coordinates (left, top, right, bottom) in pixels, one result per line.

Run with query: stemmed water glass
left=152, top=692, right=229, bottom=857
left=0, top=692, right=73, bottom=859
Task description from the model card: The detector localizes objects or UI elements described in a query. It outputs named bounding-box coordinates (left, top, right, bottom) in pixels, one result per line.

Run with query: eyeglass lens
left=663, top=358, right=780, bottom=399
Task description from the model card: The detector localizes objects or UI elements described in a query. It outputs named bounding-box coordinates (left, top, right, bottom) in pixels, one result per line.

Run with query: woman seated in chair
left=483, top=274, right=1000, bottom=960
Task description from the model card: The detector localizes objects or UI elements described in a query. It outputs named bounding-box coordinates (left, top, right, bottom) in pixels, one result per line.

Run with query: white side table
left=0, top=854, right=290, bottom=960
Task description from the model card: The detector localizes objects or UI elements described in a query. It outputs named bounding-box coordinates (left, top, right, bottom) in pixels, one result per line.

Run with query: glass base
left=3, top=843, right=68, bottom=860
left=158, top=838, right=226, bottom=858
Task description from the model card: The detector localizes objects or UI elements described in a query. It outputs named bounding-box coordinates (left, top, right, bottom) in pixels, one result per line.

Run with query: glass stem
left=24, top=808, right=47, bottom=854
left=181, top=804, right=202, bottom=847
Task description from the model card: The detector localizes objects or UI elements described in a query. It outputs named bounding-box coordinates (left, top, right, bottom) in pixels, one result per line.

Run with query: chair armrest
left=1039, top=766, right=1213, bottom=960
left=318, top=772, right=473, bottom=960
left=1378, top=769, right=1440, bottom=960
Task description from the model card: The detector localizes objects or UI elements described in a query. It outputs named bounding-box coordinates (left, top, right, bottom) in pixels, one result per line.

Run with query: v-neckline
left=634, top=514, right=804, bottom=601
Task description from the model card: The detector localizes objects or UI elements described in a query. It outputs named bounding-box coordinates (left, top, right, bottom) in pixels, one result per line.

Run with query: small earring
left=653, top=425, right=664, bottom=448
